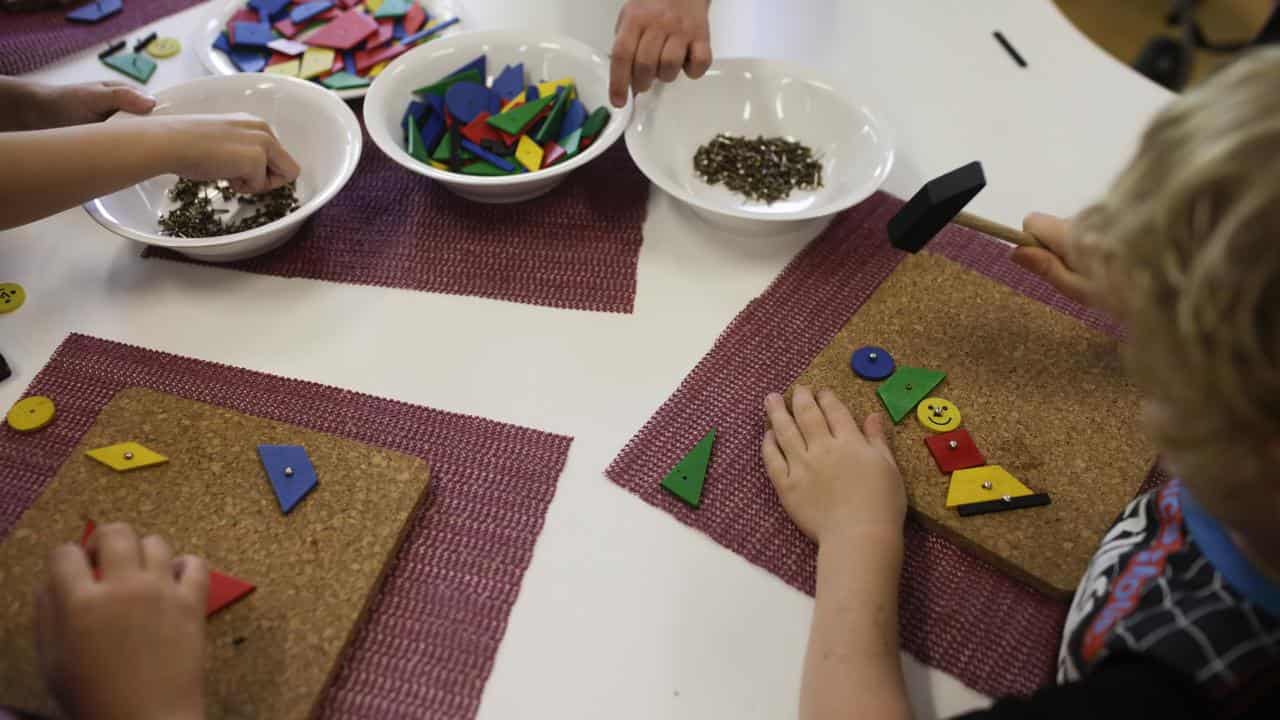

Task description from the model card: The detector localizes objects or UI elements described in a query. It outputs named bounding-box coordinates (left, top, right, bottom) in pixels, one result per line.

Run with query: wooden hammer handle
left=954, top=211, right=1040, bottom=248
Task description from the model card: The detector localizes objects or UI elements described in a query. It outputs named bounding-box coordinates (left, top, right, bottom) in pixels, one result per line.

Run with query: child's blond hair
left=1075, top=48, right=1280, bottom=545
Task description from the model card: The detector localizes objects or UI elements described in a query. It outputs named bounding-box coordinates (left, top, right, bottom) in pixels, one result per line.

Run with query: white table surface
left=1, top=2, right=1172, bottom=717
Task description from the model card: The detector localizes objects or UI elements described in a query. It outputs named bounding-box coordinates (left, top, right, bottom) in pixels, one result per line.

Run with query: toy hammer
left=887, top=161, right=1040, bottom=251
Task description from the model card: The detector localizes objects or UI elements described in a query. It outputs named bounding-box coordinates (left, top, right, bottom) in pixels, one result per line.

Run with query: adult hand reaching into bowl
left=0, top=109, right=299, bottom=231
left=610, top=0, right=713, bottom=108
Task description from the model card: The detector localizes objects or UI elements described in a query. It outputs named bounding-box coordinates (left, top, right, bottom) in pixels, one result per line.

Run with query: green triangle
left=413, top=69, right=483, bottom=98
left=101, top=52, right=156, bottom=83
left=487, top=93, right=556, bottom=135
left=407, top=114, right=428, bottom=162
left=431, top=131, right=475, bottom=162
left=460, top=160, right=519, bottom=176
left=876, top=367, right=946, bottom=423
left=322, top=72, right=371, bottom=90
left=660, top=429, right=716, bottom=508
left=531, top=87, right=571, bottom=145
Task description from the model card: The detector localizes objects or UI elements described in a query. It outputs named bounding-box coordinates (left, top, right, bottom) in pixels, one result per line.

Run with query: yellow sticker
left=265, top=58, right=302, bottom=77
left=514, top=135, right=544, bottom=173
left=916, top=397, right=962, bottom=433
left=299, top=47, right=335, bottom=80
left=6, top=396, right=55, bottom=432
left=945, top=466, right=1033, bottom=507
left=145, top=37, right=182, bottom=59
left=0, top=282, right=25, bottom=314
left=86, top=441, right=169, bottom=472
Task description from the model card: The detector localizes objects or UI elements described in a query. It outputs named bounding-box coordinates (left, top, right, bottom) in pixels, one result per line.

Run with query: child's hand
left=1012, top=212, right=1105, bottom=309
left=762, top=387, right=906, bottom=545
left=36, top=523, right=208, bottom=720
left=153, top=113, right=302, bottom=194
left=609, top=0, right=713, bottom=108
left=28, top=80, right=156, bottom=129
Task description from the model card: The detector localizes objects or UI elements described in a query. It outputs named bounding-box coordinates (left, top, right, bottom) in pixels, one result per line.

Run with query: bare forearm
left=0, top=76, right=40, bottom=132
left=0, top=119, right=173, bottom=230
left=800, top=531, right=911, bottom=720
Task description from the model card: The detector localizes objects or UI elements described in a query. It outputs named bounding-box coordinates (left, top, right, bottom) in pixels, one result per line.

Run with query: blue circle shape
left=850, top=346, right=895, bottom=380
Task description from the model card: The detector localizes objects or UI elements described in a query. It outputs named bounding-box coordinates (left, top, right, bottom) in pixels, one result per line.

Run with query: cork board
left=0, top=387, right=431, bottom=719
left=792, top=252, right=1154, bottom=597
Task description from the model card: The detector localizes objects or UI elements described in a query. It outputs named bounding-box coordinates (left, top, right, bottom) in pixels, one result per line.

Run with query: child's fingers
left=140, top=534, right=174, bottom=576
left=862, top=412, right=898, bottom=467
left=685, top=36, right=712, bottom=78
left=1011, top=247, right=1093, bottom=305
left=266, top=141, right=301, bottom=183
left=816, top=388, right=859, bottom=440
left=765, top=392, right=806, bottom=455
left=33, top=586, right=56, bottom=678
left=761, top=430, right=789, bottom=484
left=631, top=28, right=666, bottom=93
left=174, top=555, right=210, bottom=608
left=609, top=18, right=641, bottom=107
left=106, top=85, right=156, bottom=116
left=657, top=35, right=687, bottom=82
left=791, top=385, right=831, bottom=442
left=46, top=543, right=94, bottom=596
left=92, top=522, right=143, bottom=578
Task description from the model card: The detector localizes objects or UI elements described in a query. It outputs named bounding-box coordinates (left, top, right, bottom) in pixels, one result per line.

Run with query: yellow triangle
left=945, top=465, right=1033, bottom=507
left=536, top=77, right=574, bottom=97
left=86, top=442, right=169, bottom=473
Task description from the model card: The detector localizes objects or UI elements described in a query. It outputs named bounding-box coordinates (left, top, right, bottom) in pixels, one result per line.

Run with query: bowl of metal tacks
left=625, top=57, right=895, bottom=232
left=83, top=74, right=362, bottom=262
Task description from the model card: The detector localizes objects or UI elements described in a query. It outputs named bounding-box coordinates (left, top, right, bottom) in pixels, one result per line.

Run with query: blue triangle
left=257, top=445, right=318, bottom=514
left=492, top=63, right=525, bottom=102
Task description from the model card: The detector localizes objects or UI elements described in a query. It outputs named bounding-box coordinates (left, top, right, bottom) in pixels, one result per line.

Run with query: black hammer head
left=887, top=161, right=987, bottom=253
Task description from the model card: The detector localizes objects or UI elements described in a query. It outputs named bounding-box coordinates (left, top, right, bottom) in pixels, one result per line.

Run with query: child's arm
left=763, top=387, right=912, bottom=720
left=609, top=0, right=713, bottom=107
left=38, top=522, right=208, bottom=720
left=0, top=78, right=156, bottom=132
left=0, top=113, right=300, bottom=230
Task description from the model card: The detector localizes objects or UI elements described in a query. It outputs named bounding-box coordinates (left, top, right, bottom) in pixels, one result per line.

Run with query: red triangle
left=206, top=570, right=255, bottom=617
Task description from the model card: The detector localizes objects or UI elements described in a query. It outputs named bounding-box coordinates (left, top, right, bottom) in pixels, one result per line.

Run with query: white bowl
left=364, top=30, right=632, bottom=204
left=625, top=57, right=895, bottom=233
left=196, top=0, right=467, bottom=101
left=83, top=74, right=362, bottom=262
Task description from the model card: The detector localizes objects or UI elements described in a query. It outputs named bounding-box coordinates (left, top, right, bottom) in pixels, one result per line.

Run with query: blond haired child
left=763, top=48, right=1280, bottom=719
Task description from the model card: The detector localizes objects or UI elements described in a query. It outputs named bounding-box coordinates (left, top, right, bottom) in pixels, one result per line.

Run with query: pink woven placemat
left=0, top=333, right=572, bottom=719
left=147, top=129, right=650, bottom=314
left=0, top=0, right=195, bottom=75
left=606, top=192, right=1141, bottom=699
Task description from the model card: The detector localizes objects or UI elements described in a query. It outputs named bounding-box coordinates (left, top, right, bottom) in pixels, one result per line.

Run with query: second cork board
left=0, top=387, right=431, bottom=720
left=792, top=252, right=1155, bottom=597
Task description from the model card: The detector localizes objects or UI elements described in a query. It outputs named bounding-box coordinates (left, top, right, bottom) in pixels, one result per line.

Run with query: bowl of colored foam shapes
left=364, top=30, right=630, bottom=203
left=198, top=0, right=465, bottom=100
left=83, top=74, right=362, bottom=262
left=625, top=57, right=895, bottom=232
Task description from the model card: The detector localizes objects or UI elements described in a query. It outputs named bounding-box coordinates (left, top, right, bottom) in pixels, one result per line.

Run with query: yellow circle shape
left=146, top=37, right=182, bottom=59
left=7, top=396, right=55, bottom=432
left=916, top=397, right=961, bottom=433
left=0, top=283, right=26, bottom=314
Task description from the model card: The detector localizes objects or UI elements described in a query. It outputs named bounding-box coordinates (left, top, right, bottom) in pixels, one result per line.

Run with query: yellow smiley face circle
left=7, top=396, right=55, bottom=432
left=0, top=282, right=26, bottom=314
left=916, top=397, right=962, bottom=433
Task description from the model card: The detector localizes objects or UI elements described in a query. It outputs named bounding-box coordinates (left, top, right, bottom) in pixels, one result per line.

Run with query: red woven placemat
left=0, top=333, right=572, bottom=719
left=606, top=192, right=1141, bottom=699
left=0, top=1, right=195, bottom=75
left=147, top=128, right=650, bottom=314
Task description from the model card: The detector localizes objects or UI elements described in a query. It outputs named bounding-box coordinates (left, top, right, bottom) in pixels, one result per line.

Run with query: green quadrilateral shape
left=876, top=367, right=945, bottom=423
left=661, top=429, right=716, bottom=508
